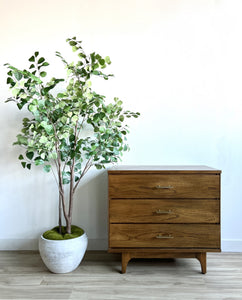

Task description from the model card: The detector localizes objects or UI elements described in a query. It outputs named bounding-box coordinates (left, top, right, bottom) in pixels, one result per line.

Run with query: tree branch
left=73, top=157, right=93, bottom=194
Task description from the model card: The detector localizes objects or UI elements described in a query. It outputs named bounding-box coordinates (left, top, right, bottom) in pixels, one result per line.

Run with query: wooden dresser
left=108, top=166, right=221, bottom=274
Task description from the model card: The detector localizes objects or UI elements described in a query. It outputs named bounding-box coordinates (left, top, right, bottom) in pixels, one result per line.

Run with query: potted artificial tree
left=4, top=37, right=139, bottom=273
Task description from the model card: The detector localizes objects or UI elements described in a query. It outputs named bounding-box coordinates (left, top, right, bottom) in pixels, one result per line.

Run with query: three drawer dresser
left=108, top=166, right=221, bottom=274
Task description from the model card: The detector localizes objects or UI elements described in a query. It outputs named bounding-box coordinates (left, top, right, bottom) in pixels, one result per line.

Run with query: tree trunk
left=66, top=159, right=75, bottom=235
left=58, top=193, right=62, bottom=234
left=66, top=217, right=71, bottom=234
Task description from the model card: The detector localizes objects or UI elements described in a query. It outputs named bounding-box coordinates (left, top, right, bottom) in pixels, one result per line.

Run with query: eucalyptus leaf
left=14, top=71, right=22, bottom=81
left=43, top=165, right=51, bottom=172
left=35, top=159, right=44, bottom=166
left=40, top=71, right=47, bottom=77
left=42, top=62, right=49, bottom=67
left=28, top=56, right=35, bottom=62
left=38, top=57, right=45, bottom=64
left=26, top=152, right=34, bottom=160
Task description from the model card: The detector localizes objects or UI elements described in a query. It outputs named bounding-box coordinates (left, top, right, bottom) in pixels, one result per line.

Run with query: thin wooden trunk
left=58, top=193, right=62, bottom=234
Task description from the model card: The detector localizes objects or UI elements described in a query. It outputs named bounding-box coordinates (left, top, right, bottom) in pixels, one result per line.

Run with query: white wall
left=0, top=0, right=242, bottom=251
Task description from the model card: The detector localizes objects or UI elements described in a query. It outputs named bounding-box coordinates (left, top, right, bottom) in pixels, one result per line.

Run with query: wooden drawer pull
left=155, top=209, right=172, bottom=214
left=156, top=234, right=174, bottom=239
left=155, top=185, right=173, bottom=189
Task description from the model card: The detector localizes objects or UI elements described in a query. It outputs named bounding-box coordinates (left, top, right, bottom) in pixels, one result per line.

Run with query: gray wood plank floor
left=0, top=251, right=241, bottom=299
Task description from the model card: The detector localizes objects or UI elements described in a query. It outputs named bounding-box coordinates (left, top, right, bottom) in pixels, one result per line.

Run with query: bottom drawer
left=109, top=224, right=220, bottom=248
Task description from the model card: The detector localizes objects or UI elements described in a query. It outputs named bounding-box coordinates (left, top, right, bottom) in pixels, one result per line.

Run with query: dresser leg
left=196, top=252, right=207, bottom=274
left=122, top=252, right=131, bottom=274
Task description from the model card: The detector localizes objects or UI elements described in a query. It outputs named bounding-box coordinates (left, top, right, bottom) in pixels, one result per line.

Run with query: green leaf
left=71, top=115, right=78, bottom=124
left=95, top=164, right=102, bottom=170
left=119, top=115, right=124, bottom=122
left=7, top=77, right=14, bottom=84
left=94, top=100, right=100, bottom=107
left=69, top=41, right=77, bottom=46
left=42, top=62, right=49, bottom=67
left=12, top=88, right=19, bottom=97
left=17, top=102, right=26, bottom=110
left=29, top=64, right=35, bottom=69
left=60, top=116, right=67, bottom=124
left=63, top=178, right=70, bottom=184
left=78, top=53, right=85, bottom=58
left=39, top=136, right=48, bottom=143
left=69, top=134, right=75, bottom=143
left=28, top=104, right=37, bottom=112
left=18, top=154, right=24, bottom=160
left=75, top=162, right=82, bottom=170
left=35, top=159, right=44, bottom=166
left=57, top=93, right=65, bottom=98
left=14, top=71, right=22, bottom=81
left=99, top=58, right=105, bottom=66
left=16, top=134, right=28, bottom=145
left=34, top=51, right=39, bottom=57
left=26, top=152, right=34, bottom=160
left=43, top=165, right=51, bottom=173
left=40, top=71, right=47, bottom=77
left=105, top=56, right=111, bottom=64
left=26, top=164, right=31, bottom=170
left=29, top=56, right=35, bottom=62
left=38, top=57, right=45, bottom=64
left=21, top=162, right=26, bottom=168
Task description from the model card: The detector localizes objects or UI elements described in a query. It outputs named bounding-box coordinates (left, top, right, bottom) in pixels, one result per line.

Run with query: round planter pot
left=39, top=232, right=88, bottom=273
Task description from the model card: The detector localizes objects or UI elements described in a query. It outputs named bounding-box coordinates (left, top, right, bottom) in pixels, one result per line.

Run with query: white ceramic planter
left=39, top=232, right=88, bottom=273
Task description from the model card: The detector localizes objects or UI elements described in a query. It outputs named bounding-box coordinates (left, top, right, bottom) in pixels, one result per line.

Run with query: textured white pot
left=39, top=232, right=88, bottom=273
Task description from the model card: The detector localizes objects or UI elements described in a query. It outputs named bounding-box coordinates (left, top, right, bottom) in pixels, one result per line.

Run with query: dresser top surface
left=108, top=165, right=221, bottom=174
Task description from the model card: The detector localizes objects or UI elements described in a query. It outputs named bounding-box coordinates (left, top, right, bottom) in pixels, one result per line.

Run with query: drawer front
left=109, top=224, right=220, bottom=248
left=109, top=199, right=220, bottom=224
left=109, top=174, right=220, bottom=199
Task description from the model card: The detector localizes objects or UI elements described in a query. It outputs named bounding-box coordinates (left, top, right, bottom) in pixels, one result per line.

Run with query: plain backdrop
left=0, top=0, right=242, bottom=251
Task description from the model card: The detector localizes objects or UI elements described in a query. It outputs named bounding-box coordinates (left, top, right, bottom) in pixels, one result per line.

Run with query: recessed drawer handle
left=156, top=234, right=174, bottom=239
left=155, top=185, right=173, bottom=189
left=155, top=209, right=172, bottom=214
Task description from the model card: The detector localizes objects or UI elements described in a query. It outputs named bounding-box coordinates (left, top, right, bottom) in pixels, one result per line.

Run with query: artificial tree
left=5, top=37, right=139, bottom=237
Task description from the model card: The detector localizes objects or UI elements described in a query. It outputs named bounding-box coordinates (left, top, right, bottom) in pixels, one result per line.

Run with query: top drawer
left=109, top=174, right=220, bottom=199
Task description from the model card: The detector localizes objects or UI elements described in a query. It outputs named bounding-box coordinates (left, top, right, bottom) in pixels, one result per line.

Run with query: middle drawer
left=110, top=199, right=220, bottom=224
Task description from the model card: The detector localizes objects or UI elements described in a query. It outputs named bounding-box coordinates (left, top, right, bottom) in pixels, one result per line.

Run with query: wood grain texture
left=110, top=199, right=220, bottom=223
left=121, top=252, right=207, bottom=274
left=108, top=174, right=220, bottom=199
left=108, top=166, right=221, bottom=274
left=108, top=165, right=221, bottom=172
left=109, top=224, right=220, bottom=248
left=196, top=252, right=207, bottom=274
left=0, top=251, right=241, bottom=300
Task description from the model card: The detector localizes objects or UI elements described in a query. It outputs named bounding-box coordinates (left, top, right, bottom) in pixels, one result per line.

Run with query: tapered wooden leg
left=196, top=252, right=207, bottom=274
left=122, top=252, right=131, bottom=274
